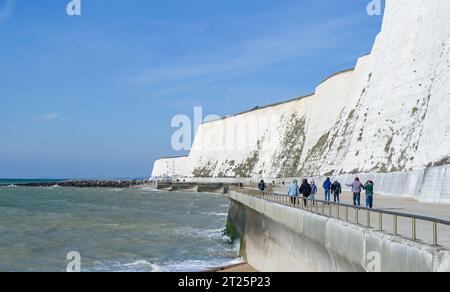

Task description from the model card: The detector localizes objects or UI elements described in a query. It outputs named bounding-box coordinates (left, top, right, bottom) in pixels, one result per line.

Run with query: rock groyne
left=12, top=180, right=148, bottom=188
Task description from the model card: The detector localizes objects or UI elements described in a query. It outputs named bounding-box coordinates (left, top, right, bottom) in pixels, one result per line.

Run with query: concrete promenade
left=274, top=186, right=450, bottom=248
left=227, top=189, right=450, bottom=272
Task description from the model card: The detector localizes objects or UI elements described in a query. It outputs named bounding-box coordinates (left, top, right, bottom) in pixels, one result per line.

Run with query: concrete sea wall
left=227, top=190, right=450, bottom=272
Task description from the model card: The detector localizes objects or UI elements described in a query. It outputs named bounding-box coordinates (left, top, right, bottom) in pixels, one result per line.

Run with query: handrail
left=228, top=186, right=450, bottom=246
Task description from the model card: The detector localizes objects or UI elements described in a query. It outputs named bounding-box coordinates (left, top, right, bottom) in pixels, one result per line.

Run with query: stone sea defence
left=226, top=190, right=450, bottom=272
left=12, top=180, right=148, bottom=188
left=150, top=181, right=229, bottom=193
left=151, top=0, right=450, bottom=203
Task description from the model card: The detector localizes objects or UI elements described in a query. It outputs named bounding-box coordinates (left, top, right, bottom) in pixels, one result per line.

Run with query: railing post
left=337, top=205, right=340, bottom=219
left=329, top=203, right=332, bottom=217
left=322, top=203, right=325, bottom=215
left=379, top=213, right=383, bottom=231
left=393, top=215, right=398, bottom=236
left=367, top=211, right=371, bottom=228
left=433, top=222, right=438, bottom=246
left=345, top=206, right=349, bottom=222
left=412, top=218, right=417, bottom=241
left=356, top=208, right=359, bottom=225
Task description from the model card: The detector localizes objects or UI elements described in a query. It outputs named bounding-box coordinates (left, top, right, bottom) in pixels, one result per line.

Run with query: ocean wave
left=85, top=258, right=245, bottom=272
left=201, top=212, right=228, bottom=217
left=173, top=227, right=230, bottom=242
left=153, top=258, right=245, bottom=272
left=124, top=260, right=162, bottom=272
left=84, top=257, right=245, bottom=272
left=86, top=260, right=161, bottom=272
left=140, top=187, right=158, bottom=191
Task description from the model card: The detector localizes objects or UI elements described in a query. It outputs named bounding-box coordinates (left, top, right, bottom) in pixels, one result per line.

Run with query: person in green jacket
left=364, top=180, right=375, bottom=208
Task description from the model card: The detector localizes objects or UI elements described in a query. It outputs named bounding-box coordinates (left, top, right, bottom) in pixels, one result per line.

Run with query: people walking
left=346, top=177, right=364, bottom=206
left=258, top=180, right=266, bottom=192
left=331, top=180, right=342, bottom=203
left=364, top=180, right=375, bottom=208
left=310, top=180, right=318, bottom=204
left=288, top=180, right=300, bottom=205
left=323, top=177, right=332, bottom=205
left=299, top=179, right=312, bottom=207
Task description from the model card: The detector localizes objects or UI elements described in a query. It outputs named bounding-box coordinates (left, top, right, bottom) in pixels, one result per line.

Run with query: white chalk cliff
left=152, top=0, right=450, bottom=183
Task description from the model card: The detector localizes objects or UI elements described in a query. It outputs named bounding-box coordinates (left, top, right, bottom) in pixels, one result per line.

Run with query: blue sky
left=0, top=0, right=384, bottom=179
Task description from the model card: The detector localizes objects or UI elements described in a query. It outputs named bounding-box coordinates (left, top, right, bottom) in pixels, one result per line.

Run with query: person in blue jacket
left=287, top=180, right=300, bottom=205
left=323, top=177, right=332, bottom=205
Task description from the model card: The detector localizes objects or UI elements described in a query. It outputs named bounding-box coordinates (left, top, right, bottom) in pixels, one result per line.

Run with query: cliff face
left=151, top=156, right=189, bottom=178
left=152, top=0, right=450, bottom=180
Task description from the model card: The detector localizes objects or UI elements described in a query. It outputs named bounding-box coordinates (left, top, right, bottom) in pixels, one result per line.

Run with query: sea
left=0, top=180, right=240, bottom=272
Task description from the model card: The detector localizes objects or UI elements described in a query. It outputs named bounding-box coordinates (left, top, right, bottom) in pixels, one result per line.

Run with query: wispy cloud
left=130, top=16, right=360, bottom=90
left=0, top=29, right=44, bottom=38
left=0, top=0, right=14, bottom=23
left=33, top=113, right=69, bottom=122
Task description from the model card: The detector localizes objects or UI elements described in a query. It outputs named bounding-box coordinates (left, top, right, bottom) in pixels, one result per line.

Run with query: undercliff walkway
left=230, top=186, right=450, bottom=249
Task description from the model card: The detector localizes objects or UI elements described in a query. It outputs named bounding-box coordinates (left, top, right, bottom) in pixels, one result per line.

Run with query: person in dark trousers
left=299, top=179, right=312, bottom=207
left=364, top=180, right=375, bottom=208
left=323, top=177, right=332, bottom=205
left=331, top=180, right=342, bottom=203
left=310, top=180, right=318, bottom=205
left=288, top=180, right=300, bottom=205
left=346, top=177, right=364, bottom=206
left=258, top=180, right=266, bottom=192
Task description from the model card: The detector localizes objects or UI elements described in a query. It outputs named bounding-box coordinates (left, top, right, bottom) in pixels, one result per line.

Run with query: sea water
left=0, top=185, right=240, bottom=272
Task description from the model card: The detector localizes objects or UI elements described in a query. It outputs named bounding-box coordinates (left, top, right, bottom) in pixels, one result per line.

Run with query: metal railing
left=229, top=186, right=450, bottom=247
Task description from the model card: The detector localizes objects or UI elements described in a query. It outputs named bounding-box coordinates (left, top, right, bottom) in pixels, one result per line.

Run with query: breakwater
left=9, top=180, right=148, bottom=188
left=150, top=181, right=229, bottom=193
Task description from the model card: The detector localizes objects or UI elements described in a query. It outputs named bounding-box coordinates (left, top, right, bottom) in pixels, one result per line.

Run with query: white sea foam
left=140, top=187, right=159, bottom=192
left=173, top=226, right=228, bottom=241
left=87, top=260, right=160, bottom=272
left=110, top=188, right=124, bottom=192
left=86, top=257, right=243, bottom=272
left=201, top=212, right=228, bottom=217
left=123, top=260, right=160, bottom=272
left=153, top=258, right=245, bottom=272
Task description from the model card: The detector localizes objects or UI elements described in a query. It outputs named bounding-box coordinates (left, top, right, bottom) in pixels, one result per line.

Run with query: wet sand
left=210, top=263, right=258, bottom=272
